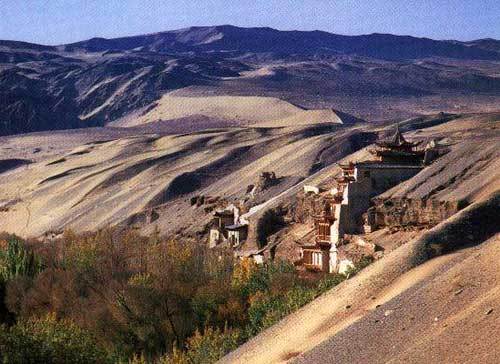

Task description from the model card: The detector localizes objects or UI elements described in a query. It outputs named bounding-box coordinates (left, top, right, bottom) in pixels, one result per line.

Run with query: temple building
left=301, top=125, right=427, bottom=273
left=368, top=124, right=425, bottom=165
left=302, top=197, right=337, bottom=272
left=209, top=204, right=248, bottom=248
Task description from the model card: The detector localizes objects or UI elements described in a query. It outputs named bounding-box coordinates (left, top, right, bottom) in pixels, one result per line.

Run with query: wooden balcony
left=336, top=176, right=355, bottom=184
left=315, top=234, right=331, bottom=245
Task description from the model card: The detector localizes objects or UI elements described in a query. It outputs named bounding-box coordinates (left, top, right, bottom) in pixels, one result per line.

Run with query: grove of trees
left=0, top=229, right=370, bottom=363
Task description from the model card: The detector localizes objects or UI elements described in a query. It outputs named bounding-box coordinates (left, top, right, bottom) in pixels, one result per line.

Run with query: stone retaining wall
left=369, top=198, right=463, bottom=229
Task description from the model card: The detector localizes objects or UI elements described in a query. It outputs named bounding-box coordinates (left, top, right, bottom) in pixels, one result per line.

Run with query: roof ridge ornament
left=391, top=122, right=407, bottom=146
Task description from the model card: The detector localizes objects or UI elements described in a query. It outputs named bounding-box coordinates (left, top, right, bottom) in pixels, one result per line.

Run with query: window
left=317, top=222, right=331, bottom=243
left=312, top=252, right=323, bottom=267
left=229, top=232, right=239, bottom=247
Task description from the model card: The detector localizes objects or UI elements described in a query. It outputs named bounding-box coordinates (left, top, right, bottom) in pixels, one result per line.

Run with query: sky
left=1, top=0, right=499, bottom=45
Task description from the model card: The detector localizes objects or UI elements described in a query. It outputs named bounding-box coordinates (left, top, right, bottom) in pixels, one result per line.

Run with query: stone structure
left=226, top=223, right=249, bottom=247
left=247, top=171, right=279, bottom=196
left=301, top=126, right=427, bottom=273
left=208, top=204, right=248, bottom=248
left=303, top=185, right=320, bottom=195
left=366, top=198, right=461, bottom=230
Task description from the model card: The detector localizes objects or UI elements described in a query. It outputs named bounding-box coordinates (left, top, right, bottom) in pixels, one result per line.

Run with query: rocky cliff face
left=291, top=191, right=334, bottom=225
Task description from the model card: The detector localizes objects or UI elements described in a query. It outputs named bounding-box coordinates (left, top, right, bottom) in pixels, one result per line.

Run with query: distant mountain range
left=63, top=25, right=500, bottom=60
left=1, top=25, right=499, bottom=135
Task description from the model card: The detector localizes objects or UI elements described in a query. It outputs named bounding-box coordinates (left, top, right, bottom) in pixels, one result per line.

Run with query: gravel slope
left=295, top=234, right=500, bottom=364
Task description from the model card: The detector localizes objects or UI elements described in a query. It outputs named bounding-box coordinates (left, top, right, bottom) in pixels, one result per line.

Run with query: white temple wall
left=334, top=165, right=423, bottom=242
left=329, top=246, right=338, bottom=273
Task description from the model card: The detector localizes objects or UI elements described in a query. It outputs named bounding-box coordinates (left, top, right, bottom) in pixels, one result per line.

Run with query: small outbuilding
left=226, top=223, right=248, bottom=247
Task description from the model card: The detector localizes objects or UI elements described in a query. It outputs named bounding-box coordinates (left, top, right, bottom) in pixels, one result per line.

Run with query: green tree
left=0, top=314, right=110, bottom=364
left=0, top=237, right=42, bottom=284
left=159, top=326, right=241, bottom=364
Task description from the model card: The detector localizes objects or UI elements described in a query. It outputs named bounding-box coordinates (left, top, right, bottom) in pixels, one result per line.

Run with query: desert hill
left=1, top=26, right=500, bottom=135
left=221, top=199, right=499, bottom=363
left=0, top=58, right=498, bottom=362
left=114, top=94, right=356, bottom=127
left=0, top=112, right=497, bottom=243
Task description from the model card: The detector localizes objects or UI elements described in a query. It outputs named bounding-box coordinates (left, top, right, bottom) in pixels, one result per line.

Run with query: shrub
left=233, top=259, right=297, bottom=299
left=316, top=273, right=346, bottom=294
left=0, top=237, right=43, bottom=325
left=344, top=256, right=374, bottom=277
left=159, top=326, right=241, bottom=364
left=0, top=314, right=110, bottom=364
left=231, top=258, right=258, bottom=294
left=283, top=286, right=316, bottom=312
left=0, top=237, right=43, bottom=284
left=247, top=285, right=316, bottom=335
left=247, top=292, right=285, bottom=335
left=0, top=229, right=364, bottom=363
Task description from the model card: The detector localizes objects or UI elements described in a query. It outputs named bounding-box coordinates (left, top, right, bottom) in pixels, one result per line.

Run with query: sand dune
left=0, top=112, right=497, bottom=240
left=119, top=95, right=352, bottom=128
left=0, top=122, right=363, bottom=237
left=255, top=109, right=344, bottom=127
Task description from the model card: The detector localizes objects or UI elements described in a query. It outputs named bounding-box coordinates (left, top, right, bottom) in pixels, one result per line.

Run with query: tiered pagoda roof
left=375, top=124, right=417, bottom=150
left=369, top=124, right=424, bottom=165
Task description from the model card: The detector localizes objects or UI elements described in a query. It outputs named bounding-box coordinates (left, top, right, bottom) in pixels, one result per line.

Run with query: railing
left=316, top=234, right=331, bottom=243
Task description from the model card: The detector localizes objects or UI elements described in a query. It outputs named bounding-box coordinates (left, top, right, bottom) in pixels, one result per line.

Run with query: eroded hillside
left=0, top=121, right=371, bottom=237
left=1, top=112, right=497, bottom=244
left=220, top=197, right=500, bottom=363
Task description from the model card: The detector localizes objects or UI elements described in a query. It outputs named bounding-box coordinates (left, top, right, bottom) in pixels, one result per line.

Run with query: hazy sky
left=1, top=0, right=499, bottom=45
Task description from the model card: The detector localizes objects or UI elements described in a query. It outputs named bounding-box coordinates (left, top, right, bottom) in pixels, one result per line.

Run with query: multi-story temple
left=302, top=198, right=336, bottom=272
left=301, top=125, right=427, bottom=273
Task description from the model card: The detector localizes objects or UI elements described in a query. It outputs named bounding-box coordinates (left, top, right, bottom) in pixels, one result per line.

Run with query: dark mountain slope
left=1, top=26, right=499, bottom=135
left=65, top=25, right=500, bottom=60
left=464, top=38, right=500, bottom=53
